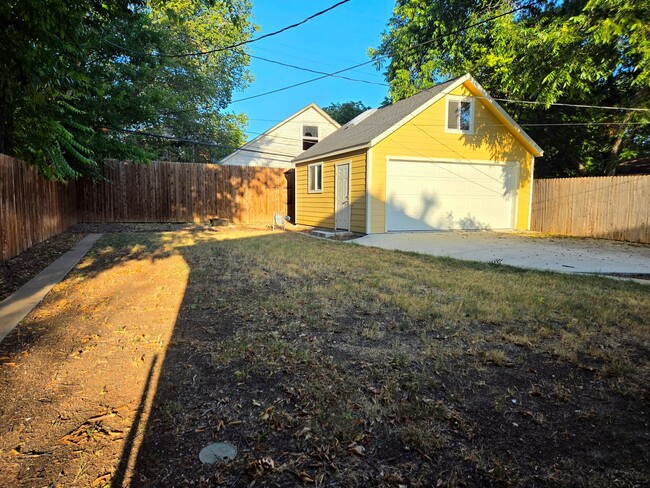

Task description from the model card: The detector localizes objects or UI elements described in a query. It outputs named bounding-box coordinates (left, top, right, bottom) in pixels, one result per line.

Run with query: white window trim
left=444, top=95, right=475, bottom=135
left=307, top=162, right=323, bottom=194
left=302, top=124, right=319, bottom=147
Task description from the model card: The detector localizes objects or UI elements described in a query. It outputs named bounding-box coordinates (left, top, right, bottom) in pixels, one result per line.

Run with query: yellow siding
left=370, top=82, right=535, bottom=233
left=296, top=150, right=367, bottom=233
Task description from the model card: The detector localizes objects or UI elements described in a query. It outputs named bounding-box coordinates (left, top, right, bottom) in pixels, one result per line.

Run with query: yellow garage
left=293, top=74, right=543, bottom=234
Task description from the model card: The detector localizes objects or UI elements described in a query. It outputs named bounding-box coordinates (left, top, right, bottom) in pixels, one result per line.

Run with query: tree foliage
left=0, top=0, right=254, bottom=181
left=370, top=0, right=649, bottom=176
left=323, top=101, right=372, bottom=125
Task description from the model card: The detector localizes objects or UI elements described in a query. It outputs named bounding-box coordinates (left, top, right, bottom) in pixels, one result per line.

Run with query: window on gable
left=302, top=125, right=319, bottom=150
left=308, top=162, right=323, bottom=193
left=447, top=98, right=473, bottom=132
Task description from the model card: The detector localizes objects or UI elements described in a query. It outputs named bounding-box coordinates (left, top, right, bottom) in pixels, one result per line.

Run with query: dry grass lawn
left=0, top=228, right=648, bottom=487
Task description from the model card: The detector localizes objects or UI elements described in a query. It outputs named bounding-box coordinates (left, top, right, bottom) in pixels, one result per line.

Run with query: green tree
left=323, top=101, right=372, bottom=125
left=371, top=0, right=649, bottom=176
left=0, top=0, right=254, bottom=181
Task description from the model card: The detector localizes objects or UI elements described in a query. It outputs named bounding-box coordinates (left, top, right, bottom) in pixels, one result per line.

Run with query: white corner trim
left=528, top=156, right=535, bottom=231
left=366, top=148, right=372, bottom=234
left=383, top=155, right=389, bottom=233
left=294, top=167, right=298, bottom=224
left=512, top=161, right=521, bottom=230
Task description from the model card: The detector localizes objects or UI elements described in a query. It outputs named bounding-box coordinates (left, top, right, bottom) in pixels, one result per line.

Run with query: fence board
left=76, top=161, right=289, bottom=225
left=531, top=175, right=650, bottom=243
left=0, top=155, right=77, bottom=261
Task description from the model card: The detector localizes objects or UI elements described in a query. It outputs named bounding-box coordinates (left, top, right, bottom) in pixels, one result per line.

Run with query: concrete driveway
left=354, top=231, right=650, bottom=276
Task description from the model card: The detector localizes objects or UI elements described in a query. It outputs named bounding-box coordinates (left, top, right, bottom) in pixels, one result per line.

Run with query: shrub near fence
left=0, top=155, right=77, bottom=261
left=532, top=175, right=650, bottom=244
left=76, top=161, right=288, bottom=224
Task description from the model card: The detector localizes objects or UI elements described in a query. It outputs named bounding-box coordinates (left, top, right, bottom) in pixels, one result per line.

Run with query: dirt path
left=0, top=230, right=194, bottom=486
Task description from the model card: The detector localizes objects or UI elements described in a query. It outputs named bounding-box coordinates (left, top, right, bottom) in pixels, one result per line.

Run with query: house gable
left=220, top=104, right=339, bottom=168
left=369, top=74, right=542, bottom=157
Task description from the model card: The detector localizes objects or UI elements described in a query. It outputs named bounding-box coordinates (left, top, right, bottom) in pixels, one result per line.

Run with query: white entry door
left=386, top=160, right=518, bottom=231
left=335, top=163, right=351, bottom=230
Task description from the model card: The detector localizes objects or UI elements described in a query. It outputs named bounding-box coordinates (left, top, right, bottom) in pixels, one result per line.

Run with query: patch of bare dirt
left=0, top=232, right=86, bottom=301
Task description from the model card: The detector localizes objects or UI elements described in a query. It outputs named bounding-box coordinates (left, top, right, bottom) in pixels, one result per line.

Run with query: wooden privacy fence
left=0, top=155, right=77, bottom=261
left=1, top=156, right=289, bottom=261
left=531, top=175, right=650, bottom=243
left=77, top=161, right=289, bottom=224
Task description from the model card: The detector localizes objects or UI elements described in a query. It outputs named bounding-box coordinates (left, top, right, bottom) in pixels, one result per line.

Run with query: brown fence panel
left=0, top=154, right=77, bottom=261
left=1, top=158, right=289, bottom=261
left=76, top=161, right=288, bottom=225
left=531, top=175, right=650, bottom=243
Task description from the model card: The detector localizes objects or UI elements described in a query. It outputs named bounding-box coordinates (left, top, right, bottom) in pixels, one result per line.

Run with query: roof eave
left=292, top=143, right=370, bottom=164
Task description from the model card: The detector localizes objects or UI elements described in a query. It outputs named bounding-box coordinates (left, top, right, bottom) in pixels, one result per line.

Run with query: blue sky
left=230, top=0, right=395, bottom=140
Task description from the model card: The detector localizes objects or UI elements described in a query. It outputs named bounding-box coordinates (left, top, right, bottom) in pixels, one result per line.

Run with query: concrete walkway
left=0, top=234, right=102, bottom=344
left=354, top=231, right=650, bottom=276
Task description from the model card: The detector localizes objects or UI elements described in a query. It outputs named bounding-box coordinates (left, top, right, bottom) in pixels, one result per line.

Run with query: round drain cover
left=199, top=442, right=237, bottom=464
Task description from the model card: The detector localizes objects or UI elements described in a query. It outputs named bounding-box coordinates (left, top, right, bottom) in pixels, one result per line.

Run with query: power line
left=249, top=54, right=388, bottom=87
left=115, top=0, right=352, bottom=59
left=231, top=5, right=534, bottom=104
left=115, top=128, right=296, bottom=158
left=253, top=44, right=380, bottom=77
left=492, top=98, right=650, bottom=112
left=521, top=122, right=650, bottom=126
left=229, top=2, right=541, bottom=104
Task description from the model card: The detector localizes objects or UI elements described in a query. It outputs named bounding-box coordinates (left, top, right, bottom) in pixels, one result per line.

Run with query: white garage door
left=386, top=160, right=518, bottom=231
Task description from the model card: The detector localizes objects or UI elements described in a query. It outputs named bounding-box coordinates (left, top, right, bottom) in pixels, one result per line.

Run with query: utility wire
left=102, top=0, right=650, bottom=115
left=229, top=2, right=540, bottom=103
left=115, top=128, right=296, bottom=158
left=114, top=0, right=648, bottom=113
left=123, top=0, right=352, bottom=58
left=249, top=54, right=388, bottom=87
left=492, top=98, right=650, bottom=112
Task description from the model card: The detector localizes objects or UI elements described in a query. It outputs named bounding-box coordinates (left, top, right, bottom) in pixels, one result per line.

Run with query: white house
left=220, top=103, right=340, bottom=169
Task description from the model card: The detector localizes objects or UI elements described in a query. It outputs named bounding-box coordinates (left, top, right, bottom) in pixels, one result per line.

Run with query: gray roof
left=293, top=77, right=461, bottom=163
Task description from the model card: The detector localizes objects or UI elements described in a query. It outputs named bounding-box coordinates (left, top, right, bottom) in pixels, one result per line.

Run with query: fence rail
left=0, top=155, right=77, bottom=261
left=531, top=175, right=650, bottom=243
left=76, top=161, right=288, bottom=224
